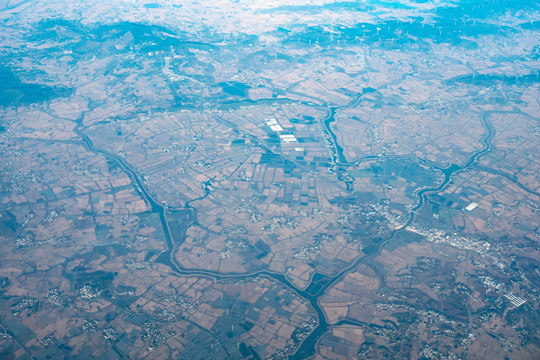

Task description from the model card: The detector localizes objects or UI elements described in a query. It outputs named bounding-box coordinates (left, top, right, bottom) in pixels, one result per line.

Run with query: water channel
left=74, top=99, right=506, bottom=358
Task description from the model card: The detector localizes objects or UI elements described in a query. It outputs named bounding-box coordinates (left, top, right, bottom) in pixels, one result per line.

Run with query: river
left=74, top=100, right=509, bottom=359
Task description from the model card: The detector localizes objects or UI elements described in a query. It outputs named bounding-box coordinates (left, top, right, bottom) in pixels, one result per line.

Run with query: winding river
left=74, top=99, right=512, bottom=359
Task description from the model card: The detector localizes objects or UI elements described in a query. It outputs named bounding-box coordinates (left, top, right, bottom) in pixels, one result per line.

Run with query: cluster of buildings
left=504, top=292, right=526, bottom=308
left=265, top=117, right=299, bottom=143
